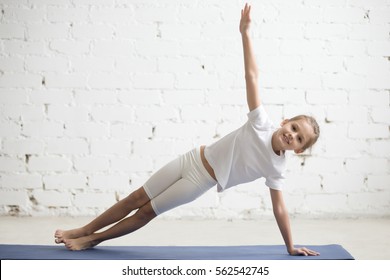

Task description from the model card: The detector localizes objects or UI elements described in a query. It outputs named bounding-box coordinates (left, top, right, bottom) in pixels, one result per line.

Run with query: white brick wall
left=0, top=0, right=389, bottom=218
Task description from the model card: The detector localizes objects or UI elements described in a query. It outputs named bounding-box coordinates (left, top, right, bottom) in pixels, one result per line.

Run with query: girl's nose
left=290, top=132, right=297, bottom=141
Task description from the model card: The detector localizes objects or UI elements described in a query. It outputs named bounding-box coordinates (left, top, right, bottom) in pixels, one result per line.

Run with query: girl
left=55, top=4, right=320, bottom=256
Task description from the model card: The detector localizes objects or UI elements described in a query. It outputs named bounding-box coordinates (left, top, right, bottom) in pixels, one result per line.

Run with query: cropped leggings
left=143, top=147, right=217, bottom=216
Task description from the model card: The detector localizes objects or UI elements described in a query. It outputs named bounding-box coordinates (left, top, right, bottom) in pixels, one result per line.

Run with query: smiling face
left=272, top=118, right=316, bottom=155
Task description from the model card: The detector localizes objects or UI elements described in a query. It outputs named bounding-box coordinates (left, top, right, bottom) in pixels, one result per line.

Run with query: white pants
left=143, top=147, right=217, bottom=216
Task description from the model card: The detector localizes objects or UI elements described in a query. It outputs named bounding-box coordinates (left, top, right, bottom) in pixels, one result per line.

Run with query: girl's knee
left=137, top=202, right=157, bottom=221
left=126, top=187, right=150, bottom=206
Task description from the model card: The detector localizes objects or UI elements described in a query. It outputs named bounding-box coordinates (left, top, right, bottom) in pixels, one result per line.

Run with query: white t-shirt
left=204, top=105, right=286, bottom=192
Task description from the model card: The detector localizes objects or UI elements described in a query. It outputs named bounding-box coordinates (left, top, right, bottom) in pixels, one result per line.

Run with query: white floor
left=1, top=216, right=389, bottom=260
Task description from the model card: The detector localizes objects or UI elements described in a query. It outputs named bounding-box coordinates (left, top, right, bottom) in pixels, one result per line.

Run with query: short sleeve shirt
left=204, top=105, right=286, bottom=192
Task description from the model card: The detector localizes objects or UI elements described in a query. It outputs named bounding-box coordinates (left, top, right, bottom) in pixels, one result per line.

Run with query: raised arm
left=269, top=188, right=320, bottom=256
left=240, top=3, right=261, bottom=112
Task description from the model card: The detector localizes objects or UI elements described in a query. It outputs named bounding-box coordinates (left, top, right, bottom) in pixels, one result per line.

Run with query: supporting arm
left=269, top=188, right=320, bottom=256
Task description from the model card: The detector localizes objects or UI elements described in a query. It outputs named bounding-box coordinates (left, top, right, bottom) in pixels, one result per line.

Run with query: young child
left=55, top=4, right=320, bottom=256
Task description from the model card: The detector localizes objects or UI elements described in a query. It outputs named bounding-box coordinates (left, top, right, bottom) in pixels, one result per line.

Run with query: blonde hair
left=289, top=115, right=320, bottom=151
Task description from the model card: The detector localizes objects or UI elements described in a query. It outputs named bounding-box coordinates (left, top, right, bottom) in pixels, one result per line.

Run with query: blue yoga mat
left=0, top=244, right=353, bottom=260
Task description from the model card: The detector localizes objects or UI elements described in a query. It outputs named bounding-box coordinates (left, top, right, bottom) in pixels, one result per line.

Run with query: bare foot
left=64, top=235, right=100, bottom=251
left=54, top=228, right=87, bottom=244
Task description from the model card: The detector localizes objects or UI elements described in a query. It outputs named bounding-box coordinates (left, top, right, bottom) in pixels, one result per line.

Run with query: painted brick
left=43, top=174, right=87, bottom=190
left=71, top=58, right=114, bottom=73
left=324, top=138, right=369, bottom=158
left=133, top=73, right=175, bottom=90
left=0, top=57, right=24, bottom=72
left=326, top=39, right=366, bottom=56
left=348, top=123, right=389, bottom=139
left=91, top=40, right=134, bottom=58
left=163, top=90, right=205, bottom=105
left=89, top=73, right=131, bottom=89
left=305, top=23, right=349, bottom=39
left=176, top=73, right=220, bottom=90
left=73, top=192, right=117, bottom=208
left=25, top=56, right=69, bottom=72
left=371, top=107, right=390, bottom=124
left=73, top=157, right=110, bottom=172
left=75, top=90, right=117, bottom=105
left=326, top=105, right=368, bottom=122
left=0, top=122, right=21, bottom=137
left=0, top=73, right=42, bottom=88
left=20, top=105, right=45, bottom=121
left=28, top=156, right=72, bottom=172
left=116, top=58, right=157, bottom=73
left=0, top=190, right=28, bottom=205
left=322, top=174, right=366, bottom=193
left=72, top=24, right=114, bottom=39
left=46, top=139, right=89, bottom=155
left=133, top=141, right=175, bottom=156
left=47, top=105, right=89, bottom=122
left=5, top=6, right=46, bottom=22
left=44, top=73, right=86, bottom=88
left=367, top=175, right=390, bottom=191
left=304, top=193, right=348, bottom=213
left=90, top=106, right=133, bottom=122
left=367, top=41, right=390, bottom=56
left=303, top=157, right=345, bottom=174
left=349, top=90, right=389, bottom=106
left=118, top=91, right=161, bottom=105
left=110, top=155, right=153, bottom=174
left=154, top=123, right=216, bottom=140
left=49, top=40, right=90, bottom=55
left=180, top=105, right=221, bottom=121
left=160, top=24, right=201, bottom=40
left=111, top=123, right=153, bottom=139
left=0, top=158, right=25, bottom=172
left=47, top=7, right=89, bottom=22
left=346, top=157, right=388, bottom=174
left=22, top=122, right=64, bottom=137
left=349, top=24, right=389, bottom=40
left=135, top=7, right=177, bottom=23
left=29, top=89, right=73, bottom=105
left=0, top=24, right=25, bottom=39
left=135, top=40, right=180, bottom=56
left=285, top=174, right=322, bottom=194
left=368, top=8, right=390, bottom=23
left=347, top=192, right=390, bottom=213
left=33, top=190, right=72, bottom=207
left=370, top=140, right=390, bottom=157
left=323, top=7, right=367, bottom=23
left=278, top=7, right=322, bottom=23
left=88, top=174, right=129, bottom=191
left=65, top=122, right=110, bottom=138
left=307, top=90, right=348, bottom=105
left=27, top=23, right=70, bottom=40
left=0, top=90, right=28, bottom=104
left=219, top=191, right=261, bottom=211
left=91, top=140, right=132, bottom=155
left=3, top=139, right=45, bottom=155
left=1, top=174, right=42, bottom=190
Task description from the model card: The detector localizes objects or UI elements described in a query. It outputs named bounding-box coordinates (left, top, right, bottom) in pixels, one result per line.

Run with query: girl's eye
left=292, top=125, right=297, bottom=131
left=298, top=137, right=302, bottom=143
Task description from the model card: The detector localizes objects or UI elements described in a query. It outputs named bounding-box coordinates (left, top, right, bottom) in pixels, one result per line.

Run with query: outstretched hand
left=239, top=3, right=252, bottom=35
left=289, top=247, right=320, bottom=256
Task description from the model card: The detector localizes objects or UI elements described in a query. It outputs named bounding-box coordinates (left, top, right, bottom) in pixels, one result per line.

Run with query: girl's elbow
left=245, top=72, right=259, bottom=81
left=272, top=205, right=286, bottom=217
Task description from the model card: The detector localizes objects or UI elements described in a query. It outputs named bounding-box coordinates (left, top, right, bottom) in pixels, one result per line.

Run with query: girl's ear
left=280, top=119, right=289, bottom=127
